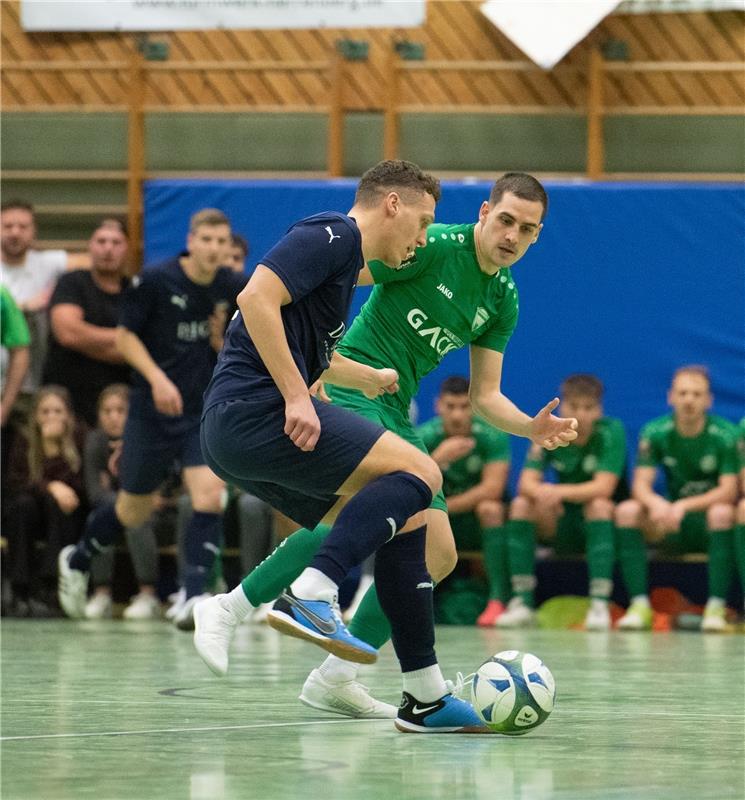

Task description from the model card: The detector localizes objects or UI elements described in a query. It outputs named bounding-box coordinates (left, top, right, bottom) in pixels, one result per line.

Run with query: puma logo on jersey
left=437, top=283, right=453, bottom=300
left=325, top=226, right=341, bottom=243
left=170, top=294, right=188, bottom=310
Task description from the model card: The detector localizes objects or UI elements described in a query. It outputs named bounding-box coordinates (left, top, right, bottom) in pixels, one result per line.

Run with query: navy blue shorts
left=200, top=393, right=386, bottom=529
left=119, top=411, right=204, bottom=495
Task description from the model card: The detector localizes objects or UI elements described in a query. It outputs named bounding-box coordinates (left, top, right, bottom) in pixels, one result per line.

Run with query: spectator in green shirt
left=500, top=374, right=627, bottom=631
left=417, top=376, right=511, bottom=626
left=1, top=284, right=30, bottom=427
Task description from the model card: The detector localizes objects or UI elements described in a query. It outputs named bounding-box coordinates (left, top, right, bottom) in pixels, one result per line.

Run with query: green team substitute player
left=417, top=375, right=512, bottom=627
left=736, top=417, right=745, bottom=619
left=194, top=172, right=578, bottom=717
left=614, top=365, right=739, bottom=632
left=499, top=373, right=627, bottom=631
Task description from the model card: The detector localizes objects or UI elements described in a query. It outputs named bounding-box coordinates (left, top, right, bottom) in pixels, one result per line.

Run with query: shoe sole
left=267, top=610, right=377, bottom=664
left=395, top=719, right=493, bottom=734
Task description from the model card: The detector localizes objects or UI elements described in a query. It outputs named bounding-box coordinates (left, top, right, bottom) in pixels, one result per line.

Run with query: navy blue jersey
left=204, top=212, right=362, bottom=409
left=119, top=257, right=246, bottom=416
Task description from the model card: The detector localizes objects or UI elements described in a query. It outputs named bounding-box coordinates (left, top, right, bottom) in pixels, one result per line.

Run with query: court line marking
left=1, top=718, right=388, bottom=742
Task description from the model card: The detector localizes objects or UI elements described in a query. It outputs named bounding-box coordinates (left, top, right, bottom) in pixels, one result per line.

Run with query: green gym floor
left=1, top=620, right=743, bottom=800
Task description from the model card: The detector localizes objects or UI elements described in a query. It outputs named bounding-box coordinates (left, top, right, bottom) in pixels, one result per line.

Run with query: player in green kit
left=736, top=417, right=745, bottom=618
left=417, top=375, right=511, bottom=626
left=615, top=366, right=739, bottom=632
left=499, top=374, right=627, bottom=631
left=194, top=173, right=578, bottom=716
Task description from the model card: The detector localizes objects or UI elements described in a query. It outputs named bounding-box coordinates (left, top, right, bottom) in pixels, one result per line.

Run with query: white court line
left=1, top=718, right=387, bottom=742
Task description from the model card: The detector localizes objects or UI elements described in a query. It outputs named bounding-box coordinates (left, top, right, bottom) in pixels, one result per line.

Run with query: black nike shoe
left=395, top=690, right=492, bottom=733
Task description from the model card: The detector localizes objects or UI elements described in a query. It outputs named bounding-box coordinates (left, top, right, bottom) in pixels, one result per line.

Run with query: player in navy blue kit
left=194, top=160, right=493, bottom=733
left=58, top=209, right=246, bottom=628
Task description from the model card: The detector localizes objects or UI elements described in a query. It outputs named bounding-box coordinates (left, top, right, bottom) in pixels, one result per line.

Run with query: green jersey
left=417, top=415, right=511, bottom=497
left=0, top=285, right=30, bottom=349
left=635, top=413, right=738, bottom=500
left=524, top=416, right=627, bottom=486
left=339, top=223, right=519, bottom=412
left=737, top=417, right=745, bottom=471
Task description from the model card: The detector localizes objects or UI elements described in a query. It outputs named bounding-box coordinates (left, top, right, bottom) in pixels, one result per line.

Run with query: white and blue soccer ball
left=471, top=650, right=556, bottom=735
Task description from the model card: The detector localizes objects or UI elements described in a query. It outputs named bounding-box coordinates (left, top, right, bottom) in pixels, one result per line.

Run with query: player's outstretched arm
left=469, top=346, right=577, bottom=450
left=321, top=351, right=399, bottom=399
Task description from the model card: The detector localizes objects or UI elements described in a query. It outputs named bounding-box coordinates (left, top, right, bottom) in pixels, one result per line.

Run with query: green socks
left=615, top=526, right=648, bottom=598
left=482, top=525, right=510, bottom=603
left=586, top=520, right=615, bottom=600
left=240, top=524, right=329, bottom=606
left=708, top=529, right=735, bottom=599
left=734, top=524, right=745, bottom=595
left=347, top=581, right=392, bottom=649
left=507, top=519, right=536, bottom=607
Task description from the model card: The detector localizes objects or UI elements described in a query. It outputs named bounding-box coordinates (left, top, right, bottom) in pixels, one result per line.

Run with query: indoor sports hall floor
left=1, top=621, right=742, bottom=800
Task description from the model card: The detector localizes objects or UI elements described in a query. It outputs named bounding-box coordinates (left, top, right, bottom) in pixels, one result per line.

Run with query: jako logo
left=436, top=283, right=453, bottom=299
left=406, top=308, right=461, bottom=355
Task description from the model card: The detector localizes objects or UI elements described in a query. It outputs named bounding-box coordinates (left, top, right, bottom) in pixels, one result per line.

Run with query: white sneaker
left=193, top=594, right=240, bottom=676
left=584, top=601, right=611, bottom=631
left=495, top=597, right=536, bottom=629
left=123, top=592, right=161, bottom=620
left=85, top=592, right=112, bottom=619
left=57, top=545, right=89, bottom=619
left=617, top=601, right=653, bottom=631
left=173, top=592, right=212, bottom=631
left=165, top=587, right=186, bottom=621
left=299, top=668, right=397, bottom=719
left=701, top=603, right=727, bottom=633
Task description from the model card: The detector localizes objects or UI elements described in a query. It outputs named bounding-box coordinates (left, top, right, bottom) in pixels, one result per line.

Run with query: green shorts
left=449, top=512, right=482, bottom=551
left=658, top=511, right=708, bottom=554
left=549, top=503, right=587, bottom=556
left=326, top=384, right=448, bottom=513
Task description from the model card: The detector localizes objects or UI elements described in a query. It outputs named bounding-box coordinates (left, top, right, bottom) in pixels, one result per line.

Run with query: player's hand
left=309, top=380, right=331, bottom=403
left=647, top=497, right=674, bottom=530
left=47, top=481, right=80, bottom=514
left=435, top=436, right=476, bottom=464
left=529, top=398, right=578, bottom=450
left=361, top=368, right=399, bottom=399
left=667, top=500, right=688, bottom=530
left=285, top=394, right=321, bottom=452
left=151, top=373, right=183, bottom=416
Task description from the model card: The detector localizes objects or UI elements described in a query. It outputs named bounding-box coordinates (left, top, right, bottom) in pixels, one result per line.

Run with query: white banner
left=480, top=1, right=623, bottom=70
left=21, top=0, right=426, bottom=32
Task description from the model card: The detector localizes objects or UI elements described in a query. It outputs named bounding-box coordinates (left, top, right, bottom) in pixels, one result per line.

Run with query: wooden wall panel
left=1, top=0, right=742, bottom=112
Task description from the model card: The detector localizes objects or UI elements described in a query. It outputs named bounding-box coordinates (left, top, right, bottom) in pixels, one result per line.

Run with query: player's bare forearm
left=632, top=468, right=665, bottom=509
left=116, top=327, right=165, bottom=384
left=555, top=473, right=618, bottom=504
left=321, top=352, right=379, bottom=391
left=0, top=347, right=29, bottom=425
left=674, top=477, right=738, bottom=514
left=470, top=390, right=533, bottom=439
left=517, top=468, right=545, bottom=500
left=446, top=480, right=502, bottom=515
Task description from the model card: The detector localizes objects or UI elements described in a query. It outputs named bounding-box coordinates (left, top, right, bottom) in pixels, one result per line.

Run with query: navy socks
left=183, top=511, right=222, bottom=598
left=310, top=471, right=432, bottom=587
left=69, top=502, right=124, bottom=572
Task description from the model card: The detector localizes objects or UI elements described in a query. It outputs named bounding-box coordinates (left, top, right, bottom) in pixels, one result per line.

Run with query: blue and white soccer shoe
left=267, top=588, right=378, bottom=664
left=395, top=691, right=492, bottom=734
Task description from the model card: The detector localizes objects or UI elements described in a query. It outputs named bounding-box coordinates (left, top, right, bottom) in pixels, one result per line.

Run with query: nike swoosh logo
left=416, top=582, right=434, bottom=590
left=282, top=592, right=337, bottom=635
left=386, top=517, right=397, bottom=541
left=412, top=703, right=439, bottom=715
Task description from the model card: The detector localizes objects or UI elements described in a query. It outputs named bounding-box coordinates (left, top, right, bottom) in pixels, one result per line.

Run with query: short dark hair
left=94, top=217, right=128, bottom=238
left=231, top=233, right=249, bottom=258
left=561, top=374, right=603, bottom=402
left=355, top=160, right=441, bottom=207
left=439, top=375, right=470, bottom=396
left=673, top=364, right=711, bottom=388
left=1, top=199, right=35, bottom=216
left=489, top=173, right=548, bottom=221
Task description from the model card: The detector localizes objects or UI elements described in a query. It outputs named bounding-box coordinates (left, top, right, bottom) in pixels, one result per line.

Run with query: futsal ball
left=471, top=650, right=556, bottom=735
